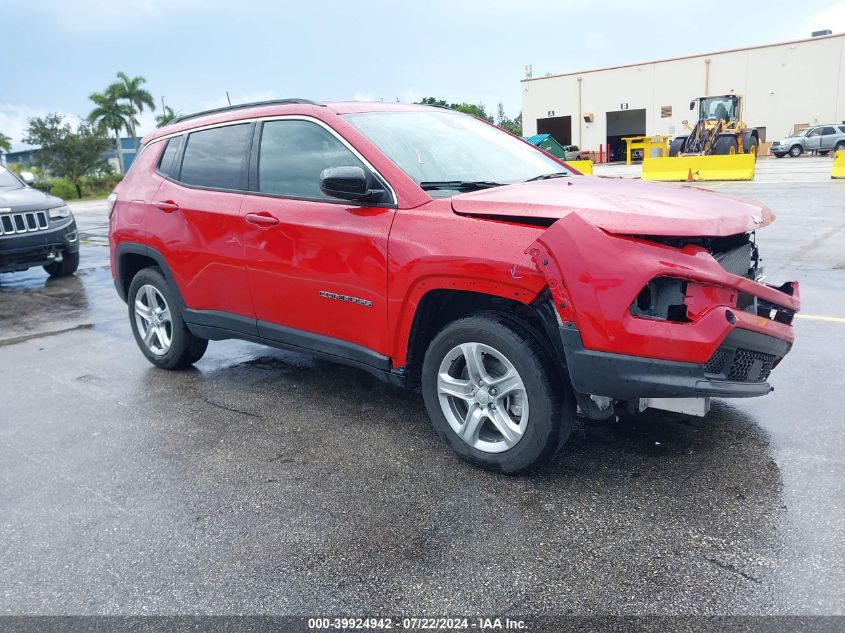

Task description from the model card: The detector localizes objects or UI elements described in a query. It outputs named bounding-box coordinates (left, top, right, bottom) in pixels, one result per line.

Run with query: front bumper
left=559, top=323, right=790, bottom=400
left=526, top=213, right=799, bottom=400
left=0, top=219, right=79, bottom=273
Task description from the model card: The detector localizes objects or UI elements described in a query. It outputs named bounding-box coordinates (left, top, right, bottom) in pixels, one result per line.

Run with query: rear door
left=240, top=118, right=396, bottom=363
left=149, top=123, right=256, bottom=322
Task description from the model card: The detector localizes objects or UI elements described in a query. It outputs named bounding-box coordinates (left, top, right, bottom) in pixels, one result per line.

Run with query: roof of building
left=522, top=31, right=844, bottom=82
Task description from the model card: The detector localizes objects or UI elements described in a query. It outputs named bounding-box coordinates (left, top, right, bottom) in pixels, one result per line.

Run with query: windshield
left=788, top=128, right=810, bottom=138
left=0, top=166, right=23, bottom=190
left=699, top=96, right=739, bottom=122
left=345, top=110, right=568, bottom=192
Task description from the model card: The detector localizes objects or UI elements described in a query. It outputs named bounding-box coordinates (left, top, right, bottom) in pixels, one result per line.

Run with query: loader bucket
left=642, top=153, right=756, bottom=182
left=563, top=160, right=593, bottom=175
left=833, top=151, right=845, bottom=179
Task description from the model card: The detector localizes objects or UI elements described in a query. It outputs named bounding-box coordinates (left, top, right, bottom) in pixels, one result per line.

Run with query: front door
left=819, top=126, right=838, bottom=152
left=241, top=118, right=395, bottom=363
left=804, top=127, right=822, bottom=153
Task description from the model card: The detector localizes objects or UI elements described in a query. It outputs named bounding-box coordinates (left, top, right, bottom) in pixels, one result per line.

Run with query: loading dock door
left=606, top=109, right=646, bottom=161
left=536, top=116, right=572, bottom=146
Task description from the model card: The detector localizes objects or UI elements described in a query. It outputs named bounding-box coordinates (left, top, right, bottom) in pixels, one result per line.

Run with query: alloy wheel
left=134, top=284, right=172, bottom=356
left=436, top=342, right=529, bottom=453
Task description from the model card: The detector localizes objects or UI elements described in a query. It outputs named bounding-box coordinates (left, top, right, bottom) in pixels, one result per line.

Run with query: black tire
left=789, top=145, right=803, bottom=158
left=711, top=135, right=738, bottom=155
left=43, top=251, right=79, bottom=277
left=127, top=267, right=208, bottom=369
left=773, top=153, right=785, bottom=158
left=668, top=137, right=686, bottom=157
left=746, top=136, right=758, bottom=156
left=421, top=313, right=576, bottom=474
left=834, top=142, right=845, bottom=153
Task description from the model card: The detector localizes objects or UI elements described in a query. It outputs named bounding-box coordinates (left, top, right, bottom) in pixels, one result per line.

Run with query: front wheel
left=127, top=267, right=208, bottom=369
left=789, top=145, right=803, bottom=158
left=43, top=251, right=79, bottom=278
left=421, top=314, right=575, bottom=473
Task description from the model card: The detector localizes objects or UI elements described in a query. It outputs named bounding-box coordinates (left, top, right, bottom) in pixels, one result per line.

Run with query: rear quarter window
left=156, top=136, right=183, bottom=179
left=180, top=124, right=251, bottom=190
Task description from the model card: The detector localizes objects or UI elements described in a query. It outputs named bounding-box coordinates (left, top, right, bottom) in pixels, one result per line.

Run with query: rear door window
left=256, top=119, right=365, bottom=199
left=180, top=124, right=251, bottom=190
left=821, top=127, right=837, bottom=135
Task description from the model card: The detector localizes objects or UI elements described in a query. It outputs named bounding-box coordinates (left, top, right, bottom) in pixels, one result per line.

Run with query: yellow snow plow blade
left=833, top=151, right=845, bottom=179
left=642, top=154, right=756, bottom=182
left=564, top=160, right=593, bottom=175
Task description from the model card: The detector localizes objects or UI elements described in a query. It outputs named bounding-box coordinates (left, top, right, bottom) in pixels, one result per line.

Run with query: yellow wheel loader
left=643, top=94, right=758, bottom=181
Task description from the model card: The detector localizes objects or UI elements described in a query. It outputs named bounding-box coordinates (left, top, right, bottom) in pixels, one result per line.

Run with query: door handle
left=153, top=200, right=179, bottom=213
left=245, top=212, right=280, bottom=227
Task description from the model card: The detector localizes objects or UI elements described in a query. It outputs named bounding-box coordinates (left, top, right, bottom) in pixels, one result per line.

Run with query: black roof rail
left=167, top=98, right=322, bottom=126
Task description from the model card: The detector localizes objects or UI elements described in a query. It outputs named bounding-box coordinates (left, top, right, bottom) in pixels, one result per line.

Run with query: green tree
left=417, top=97, right=493, bottom=122
left=0, top=132, right=11, bottom=154
left=88, top=88, right=132, bottom=173
left=23, top=114, right=111, bottom=199
left=109, top=71, right=155, bottom=148
left=155, top=105, right=180, bottom=127
left=495, top=102, right=523, bottom=136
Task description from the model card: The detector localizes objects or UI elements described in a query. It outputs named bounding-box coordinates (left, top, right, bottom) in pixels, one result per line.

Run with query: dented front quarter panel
left=526, top=213, right=800, bottom=364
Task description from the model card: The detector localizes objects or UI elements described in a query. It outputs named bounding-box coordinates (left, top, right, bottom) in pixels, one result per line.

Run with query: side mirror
left=689, top=101, right=695, bottom=111
left=19, top=171, right=35, bottom=186
left=320, top=166, right=385, bottom=203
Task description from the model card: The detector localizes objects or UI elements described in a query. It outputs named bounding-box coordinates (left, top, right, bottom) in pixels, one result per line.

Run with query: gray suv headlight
left=49, top=205, right=72, bottom=220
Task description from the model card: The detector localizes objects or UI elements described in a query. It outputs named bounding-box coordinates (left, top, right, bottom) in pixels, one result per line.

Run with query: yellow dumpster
left=833, top=151, right=845, bottom=179
left=642, top=153, right=756, bottom=182
left=564, top=160, right=593, bottom=175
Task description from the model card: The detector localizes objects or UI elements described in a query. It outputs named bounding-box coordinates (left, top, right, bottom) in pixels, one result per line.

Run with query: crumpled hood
left=0, top=187, right=64, bottom=213
left=450, top=176, right=774, bottom=237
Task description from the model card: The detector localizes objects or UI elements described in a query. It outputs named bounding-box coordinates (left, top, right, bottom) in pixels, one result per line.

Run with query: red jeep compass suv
left=109, top=99, right=799, bottom=473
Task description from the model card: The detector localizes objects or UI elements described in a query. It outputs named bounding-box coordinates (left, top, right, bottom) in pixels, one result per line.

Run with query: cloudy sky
left=2, top=0, right=844, bottom=150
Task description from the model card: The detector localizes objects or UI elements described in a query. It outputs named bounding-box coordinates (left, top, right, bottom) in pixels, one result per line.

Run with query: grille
left=713, top=242, right=754, bottom=278
left=705, top=347, right=777, bottom=383
left=705, top=349, right=728, bottom=374
left=728, top=348, right=777, bottom=383
left=0, top=210, right=49, bottom=236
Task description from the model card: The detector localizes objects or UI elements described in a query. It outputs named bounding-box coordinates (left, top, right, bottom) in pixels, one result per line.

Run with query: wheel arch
left=114, top=242, right=185, bottom=310
left=400, top=287, right=560, bottom=389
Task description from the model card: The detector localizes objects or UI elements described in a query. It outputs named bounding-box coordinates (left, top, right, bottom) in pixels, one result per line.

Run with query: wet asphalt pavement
left=1, top=159, right=844, bottom=615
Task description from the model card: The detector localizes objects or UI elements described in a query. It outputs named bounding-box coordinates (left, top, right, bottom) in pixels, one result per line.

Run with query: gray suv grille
left=0, top=210, right=50, bottom=236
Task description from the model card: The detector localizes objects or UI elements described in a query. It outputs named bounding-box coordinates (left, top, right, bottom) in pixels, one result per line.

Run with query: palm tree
left=109, top=72, right=155, bottom=148
left=88, top=89, right=132, bottom=173
left=155, top=105, right=180, bottom=128
left=0, top=132, right=12, bottom=155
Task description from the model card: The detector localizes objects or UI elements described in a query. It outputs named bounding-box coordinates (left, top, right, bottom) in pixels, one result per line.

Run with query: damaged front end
left=526, top=213, right=800, bottom=420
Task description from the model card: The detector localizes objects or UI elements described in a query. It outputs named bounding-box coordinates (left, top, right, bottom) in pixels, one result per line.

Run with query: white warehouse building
left=521, top=32, right=845, bottom=159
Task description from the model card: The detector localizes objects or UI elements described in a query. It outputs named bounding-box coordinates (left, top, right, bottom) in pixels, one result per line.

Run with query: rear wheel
left=127, top=267, right=208, bottom=369
left=711, top=135, right=738, bottom=155
left=421, top=314, right=576, bottom=474
left=43, top=251, right=79, bottom=278
left=835, top=142, right=845, bottom=153
left=789, top=145, right=803, bottom=158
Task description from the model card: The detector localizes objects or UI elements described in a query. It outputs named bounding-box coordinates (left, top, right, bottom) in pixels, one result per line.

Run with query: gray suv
left=771, top=125, right=845, bottom=158
left=0, top=166, right=79, bottom=276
